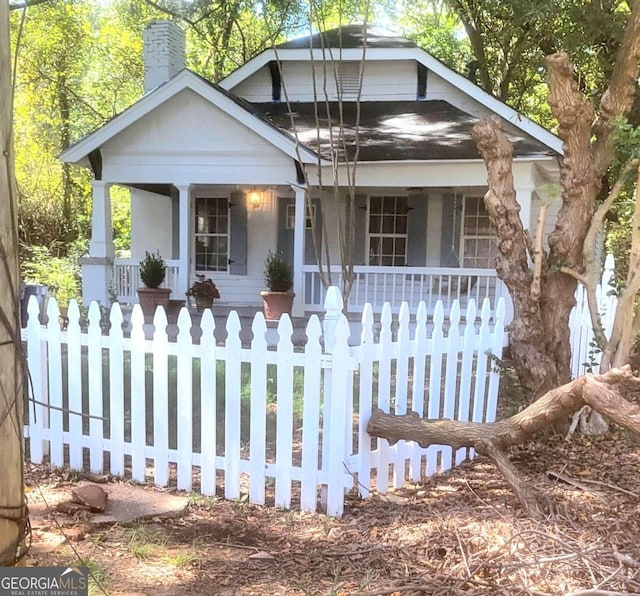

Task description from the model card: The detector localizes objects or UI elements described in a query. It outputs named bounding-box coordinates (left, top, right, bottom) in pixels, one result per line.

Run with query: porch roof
left=254, top=100, right=557, bottom=162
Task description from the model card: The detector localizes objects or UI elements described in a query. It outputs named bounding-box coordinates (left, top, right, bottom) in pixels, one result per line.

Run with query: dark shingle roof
left=276, top=24, right=417, bottom=50
left=253, top=100, right=554, bottom=161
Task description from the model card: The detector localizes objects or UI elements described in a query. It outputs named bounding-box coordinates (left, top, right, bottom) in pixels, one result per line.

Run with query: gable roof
left=220, top=25, right=563, bottom=156
left=276, top=24, right=418, bottom=49
left=255, top=100, right=554, bottom=162
left=59, top=70, right=320, bottom=166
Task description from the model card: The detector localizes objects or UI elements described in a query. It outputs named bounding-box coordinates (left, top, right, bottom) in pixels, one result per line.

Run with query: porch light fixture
left=248, top=188, right=263, bottom=210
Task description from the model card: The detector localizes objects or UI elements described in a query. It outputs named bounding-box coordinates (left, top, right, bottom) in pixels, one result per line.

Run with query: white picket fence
left=22, top=289, right=506, bottom=516
left=570, top=254, right=618, bottom=378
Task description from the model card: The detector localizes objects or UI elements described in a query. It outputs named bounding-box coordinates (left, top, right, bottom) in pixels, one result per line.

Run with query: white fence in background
left=22, top=289, right=506, bottom=517
left=570, top=254, right=618, bottom=378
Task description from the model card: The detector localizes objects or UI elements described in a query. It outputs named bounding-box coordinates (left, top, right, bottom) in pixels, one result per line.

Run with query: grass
left=124, top=524, right=168, bottom=560
left=70, top=557, right=107, bottom=596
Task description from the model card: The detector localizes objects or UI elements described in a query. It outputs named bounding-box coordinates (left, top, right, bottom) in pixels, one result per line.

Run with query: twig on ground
left=455, top=529, right=472, bottom=578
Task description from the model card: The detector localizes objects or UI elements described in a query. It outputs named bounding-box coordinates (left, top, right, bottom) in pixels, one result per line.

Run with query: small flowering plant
left=186, top=275, right=220, bottom=300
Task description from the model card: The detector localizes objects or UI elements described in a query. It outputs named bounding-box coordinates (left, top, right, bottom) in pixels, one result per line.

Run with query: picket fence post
left=325, top=314, right=351, bottom=517
left=322, top=286, right=342, bottom=352
left=25, top=297, right=46, bottom=464
left=224, top=311, right=242, bottom=500
left=129, top=305, right=147, bottom=483
left=108, top=303, right=126, bottom=476
left=357, top=303, right=375, bottom=497
left=376, top=303, right=393, bottom=493
left=249, top=312, right=268, bottom=505
left=87, top=302, right=105, bottom=473
left=409, top=301, right=428, bottom=481
left=321, top=286, right=343, bottom=512
left=46, top=298, right=64, bottom=468
left=199, top=309, right=217, bottom=496
left=176, top=307, right=194, bottom=491
left=300, top=316, right=322, bottom=511
left=274, top=315, right=295, bottom=508
left=427, top=301, right=445, bottom=476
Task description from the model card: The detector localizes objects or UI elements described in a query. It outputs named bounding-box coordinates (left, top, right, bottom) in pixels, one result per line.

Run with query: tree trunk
left=0, top=2, right=27, bottom=566
left=367, top=367, right=640, bottom=518
left=471, top=117, right=562, bottom=397
left=471, top=0, right=640, bottom=396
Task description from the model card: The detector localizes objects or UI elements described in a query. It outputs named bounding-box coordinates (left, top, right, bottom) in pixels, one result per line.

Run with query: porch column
left=175, top=184, right=191, bottom=297
left=514, top=185, right=534, bottom=232
left=292, top=185, right=306, bottom=317
left=90, top=180, right=114, bottom=258
left=80, top=180, right=114, bottom=306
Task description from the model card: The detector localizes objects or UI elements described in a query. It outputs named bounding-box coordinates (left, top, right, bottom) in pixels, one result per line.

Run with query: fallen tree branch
left=367, top=366, right=640, bottom=517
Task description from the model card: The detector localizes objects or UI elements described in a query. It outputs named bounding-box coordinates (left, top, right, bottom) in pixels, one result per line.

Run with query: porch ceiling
left=128, top=183, right=173, bottom=197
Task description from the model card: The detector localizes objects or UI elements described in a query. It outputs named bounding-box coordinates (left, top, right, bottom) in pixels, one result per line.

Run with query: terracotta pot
left=260, top=291, right=295, bottom=321
left=137, top=287, right=172, bottom=320
left=194, top=295, right=214, bottom=312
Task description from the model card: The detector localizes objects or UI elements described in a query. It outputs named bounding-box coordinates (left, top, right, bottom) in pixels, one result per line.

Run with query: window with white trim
left=194, top=197, right=229, bottom=272
left=285, top=203, right=316, bottom=230
left=368, top=195, right=408, bottom=266
left=462, top=196, right=498, bottom=268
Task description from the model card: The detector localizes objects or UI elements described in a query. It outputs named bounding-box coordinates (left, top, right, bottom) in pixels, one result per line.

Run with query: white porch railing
left=113, top=258, right=181, bottom=303
left=303, top=265, right=512, bottom=319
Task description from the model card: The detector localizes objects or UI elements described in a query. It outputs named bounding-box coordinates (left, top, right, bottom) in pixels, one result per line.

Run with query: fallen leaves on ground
left=23, top=431, right=640, bottom=595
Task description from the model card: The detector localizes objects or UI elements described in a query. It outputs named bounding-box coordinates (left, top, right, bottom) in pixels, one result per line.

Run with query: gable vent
left=337, top=62, right=362, bottom=100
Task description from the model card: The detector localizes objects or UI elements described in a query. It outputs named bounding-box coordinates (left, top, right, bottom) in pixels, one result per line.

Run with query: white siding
left=232, top=60, right=418, bottom=103
left=426, top=72, right=493, bottom=119
left=130, top=190, right=173, bottom=259
left=100, top=89, right=297, bottom=184
left=231, top=67, right=273, bottom=102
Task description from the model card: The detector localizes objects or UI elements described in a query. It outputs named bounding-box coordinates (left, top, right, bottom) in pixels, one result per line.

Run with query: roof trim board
left=59, top=70, right=321, bottom=165
left=219, top=46, right=563, bottom=156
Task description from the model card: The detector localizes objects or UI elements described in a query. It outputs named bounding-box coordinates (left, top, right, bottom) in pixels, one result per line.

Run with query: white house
left=60, top=21, right=561, bottom=317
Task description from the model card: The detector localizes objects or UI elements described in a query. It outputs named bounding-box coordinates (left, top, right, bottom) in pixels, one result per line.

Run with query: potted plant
left=187, top=274, right=220, bottom=312
left=137, top=251, right=171, bottom=319
left=260, top=251, right=294, bottom=320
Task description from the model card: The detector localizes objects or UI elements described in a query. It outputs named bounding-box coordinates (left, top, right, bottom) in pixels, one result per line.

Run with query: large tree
left=369, top=0, right=640, bottom=516
left=469, top=0, right=640, bottom=397
left=0, top=0, right=27, bottom=567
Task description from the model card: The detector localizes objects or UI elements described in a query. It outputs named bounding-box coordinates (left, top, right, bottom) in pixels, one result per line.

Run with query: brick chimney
left=143, top=21, right=186, bottom=94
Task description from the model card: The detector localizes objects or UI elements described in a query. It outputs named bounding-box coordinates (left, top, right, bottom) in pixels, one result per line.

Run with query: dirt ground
left=23, top=426, right=640, bottom=596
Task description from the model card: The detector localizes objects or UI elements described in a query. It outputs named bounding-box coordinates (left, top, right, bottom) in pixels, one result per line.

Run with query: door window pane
left=194, top=197, right=229, bottom=272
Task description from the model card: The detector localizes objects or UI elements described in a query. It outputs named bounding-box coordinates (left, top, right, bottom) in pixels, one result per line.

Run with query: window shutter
left=229, top=190, right=247, bottom=275
left=305, top=198, right=321, bottom=265
left=440, top=193, right=461, bottom=267
left=406, top=193, right=427, bottom=266
left=351, top=193, right=368, bottom=265
left=277, top=197, right=294, bottom=266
